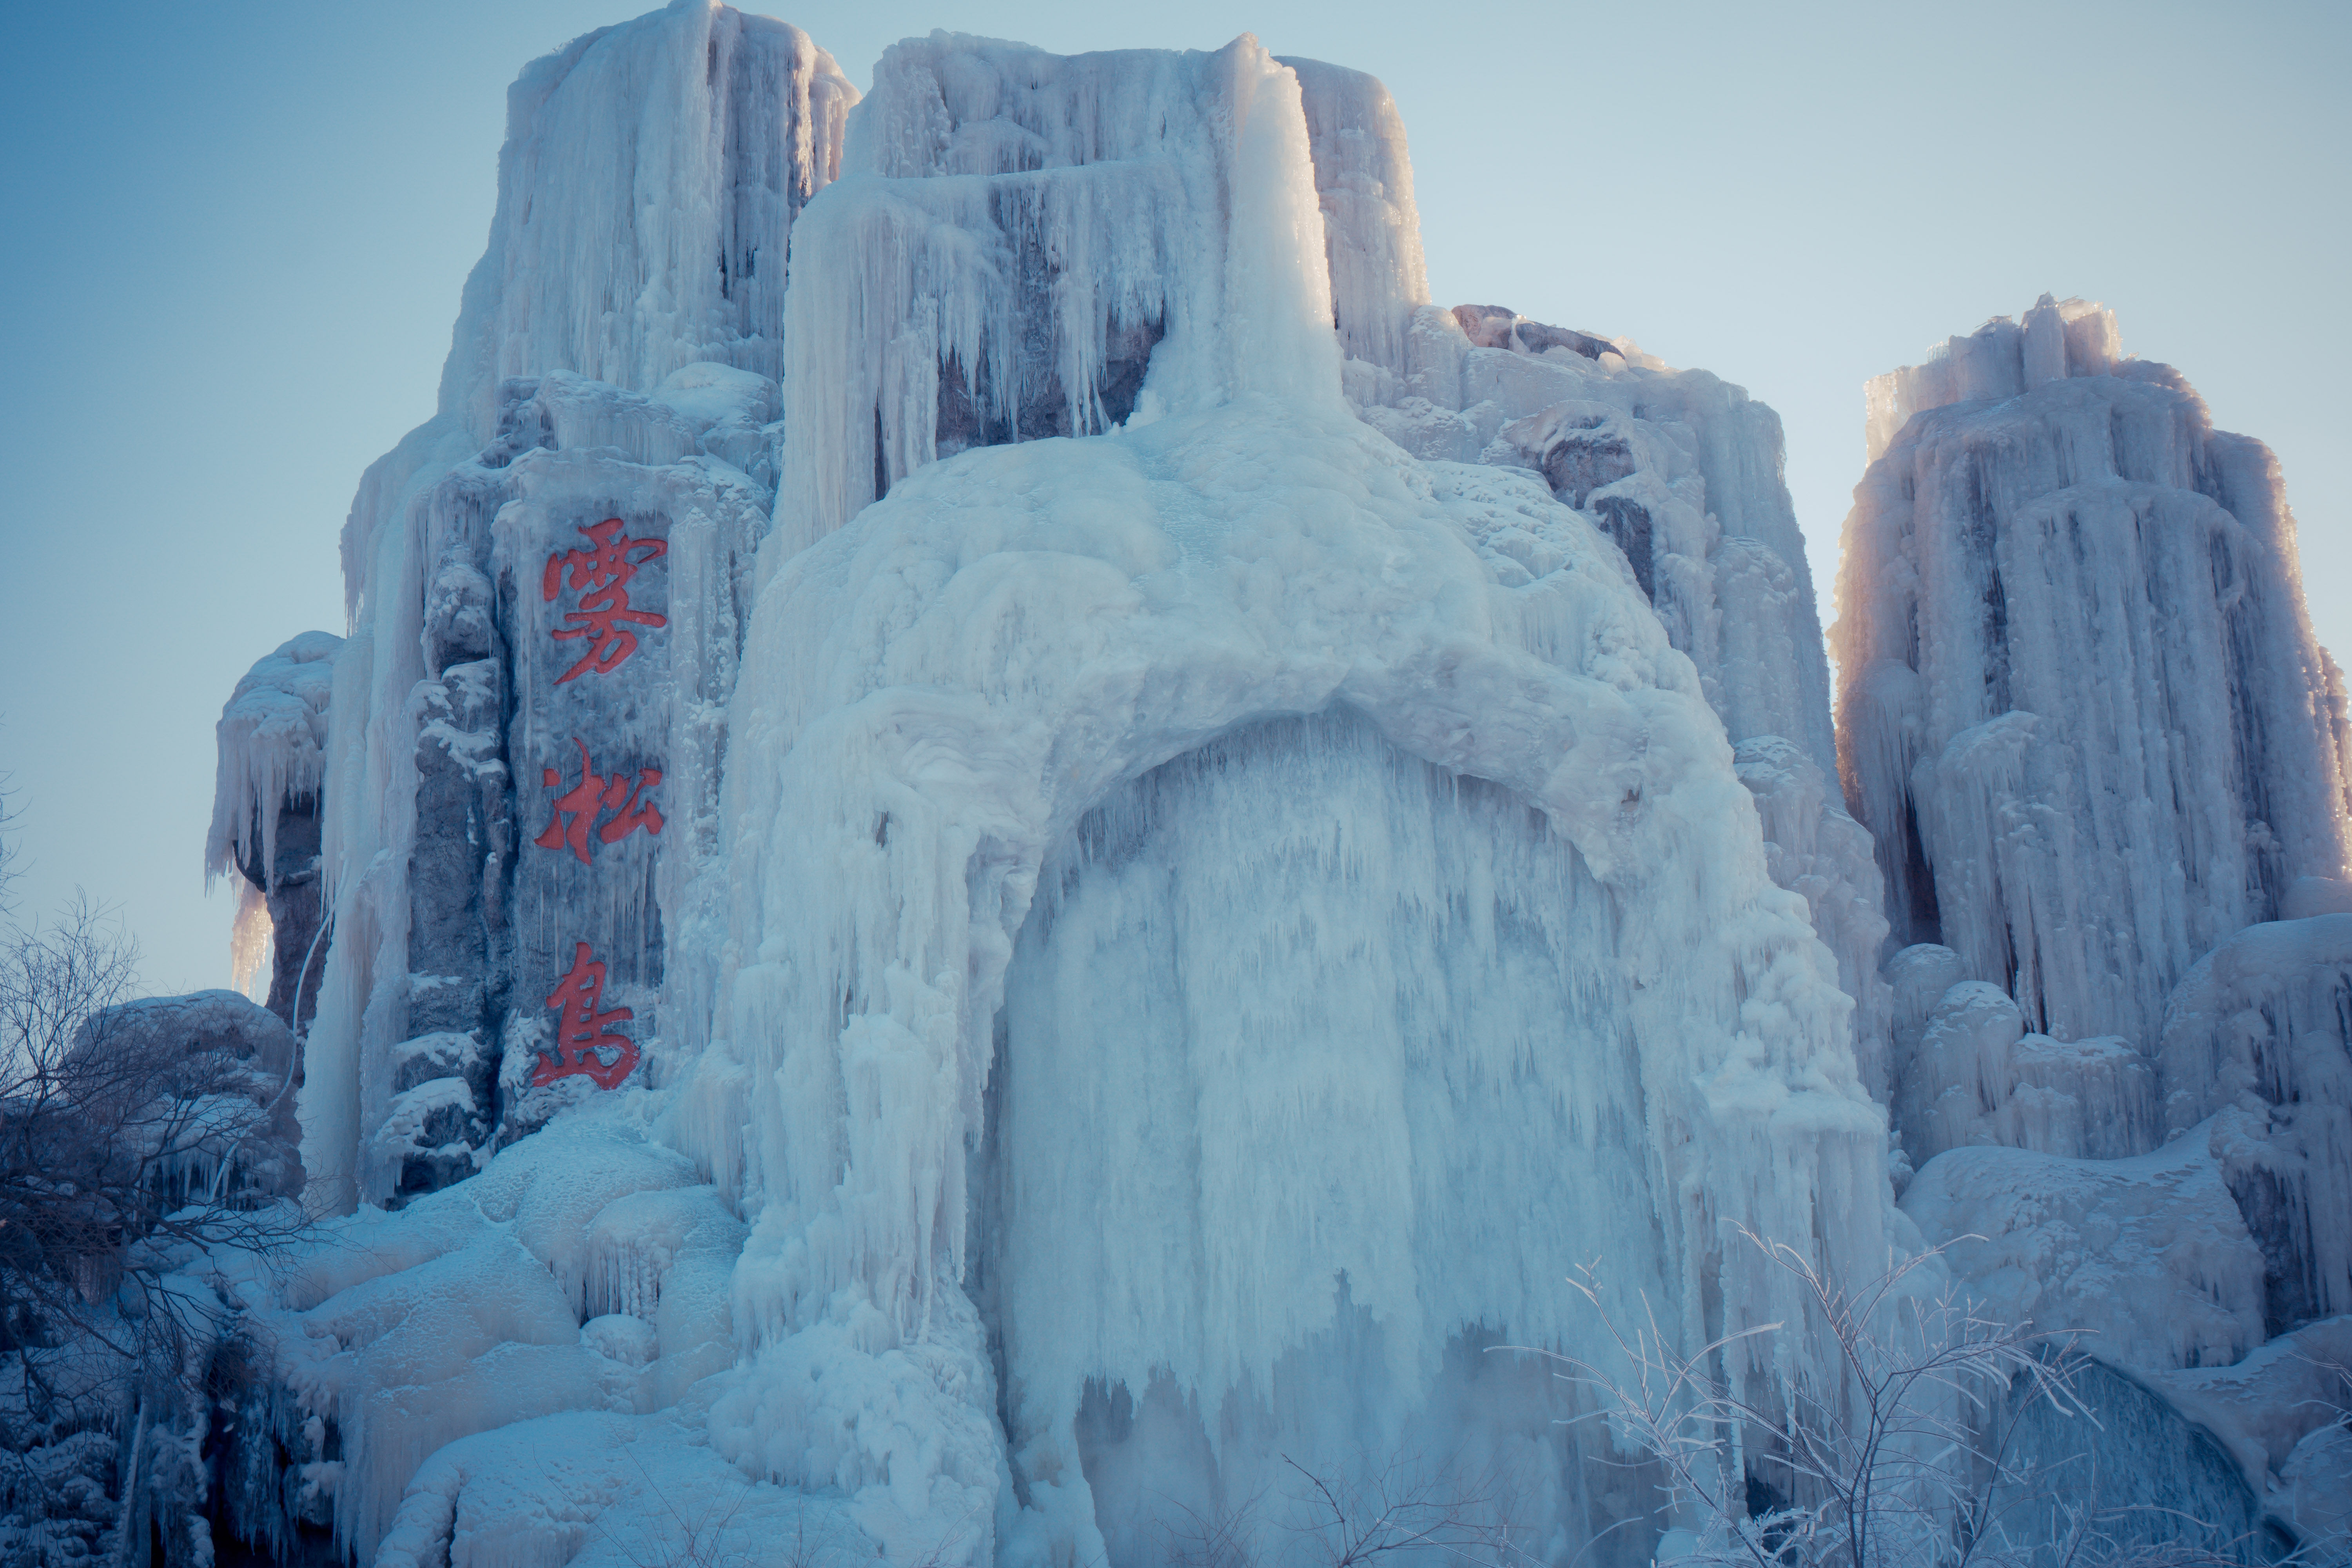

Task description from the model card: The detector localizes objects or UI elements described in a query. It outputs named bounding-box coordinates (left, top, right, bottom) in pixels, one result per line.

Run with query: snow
left=1902, top=1121, right=2267, bottom=1372
left=229, top=1106, right=741, bottom=1563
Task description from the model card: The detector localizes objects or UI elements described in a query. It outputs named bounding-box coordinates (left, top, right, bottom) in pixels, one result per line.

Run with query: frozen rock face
left=307, top=0, right=850, bottom=1213
left=1987, top=1359, right=2271, bottom=1568
left=1894, top=977, right=2159, bottom=1167
left=769, top=31, right=1361, bottom=556
left=1835, top=296, right=2352, bottom=1048
left=2159, top=916, right=2352, bottom=1332
left=317, top=368, right=771, bottom=1210
left=704, top=361, right=1890, bottom=1562
left=2152, top=1314, right=2352, bottom=1548
left=209, top=631, right=343, bottom=1033
left=434, top=3, right=853, bottom=441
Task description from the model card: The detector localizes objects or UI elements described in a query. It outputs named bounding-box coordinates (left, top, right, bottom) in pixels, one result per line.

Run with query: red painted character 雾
left=543, top=517, right=667, bottom=683
left=535, top=941, right=640, bottom=1089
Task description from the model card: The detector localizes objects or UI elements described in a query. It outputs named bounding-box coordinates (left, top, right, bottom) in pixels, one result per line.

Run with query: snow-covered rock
left=209, top=631, right=343, bottom=1032
left=1902, top=1123, right=2267, bottom=1372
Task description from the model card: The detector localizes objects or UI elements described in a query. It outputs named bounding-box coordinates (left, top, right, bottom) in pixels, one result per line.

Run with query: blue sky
left=1, top=0, right=2345, bottom=996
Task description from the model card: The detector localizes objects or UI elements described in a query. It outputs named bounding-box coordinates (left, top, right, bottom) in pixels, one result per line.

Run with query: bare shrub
left=1529, top=1230, right=2256, bottom=1568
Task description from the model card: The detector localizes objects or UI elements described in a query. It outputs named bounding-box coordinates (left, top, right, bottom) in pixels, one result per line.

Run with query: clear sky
left=1, top=0, right=2345, bottom=997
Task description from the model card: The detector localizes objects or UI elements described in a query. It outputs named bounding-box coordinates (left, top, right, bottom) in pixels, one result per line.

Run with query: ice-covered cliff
left=1840, top=301, right=2352, bottom=1552
left=192, top=5, right=1917, bottom=1564
left=191, top=6, right=2352, bottom=1566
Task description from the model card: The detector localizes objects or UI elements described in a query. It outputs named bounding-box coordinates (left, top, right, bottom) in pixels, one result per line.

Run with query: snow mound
left=1902, top=1122, right=2267, bottom=1372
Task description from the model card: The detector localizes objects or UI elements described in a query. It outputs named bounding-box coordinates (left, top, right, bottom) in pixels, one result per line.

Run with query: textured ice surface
left=1836, top=296, right=2352, bottom=1047
left=1352, top=302, right=1888, bottom=1062
left=207, top=631, right=344, bottom=887
left=212, top=8, right=2352, bottom=1565
left=2160, top=915, right=2352, bottom=1330
left=225, top=1103, right=746, bottom=1563
left=1902, top=1123, right=2267, bottom=1372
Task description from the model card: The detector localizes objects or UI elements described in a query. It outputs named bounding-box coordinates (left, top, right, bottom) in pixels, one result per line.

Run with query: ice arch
left=984, top=708, right=1673, bottom=1568
left=687, top=392, right=1891, bottom=1559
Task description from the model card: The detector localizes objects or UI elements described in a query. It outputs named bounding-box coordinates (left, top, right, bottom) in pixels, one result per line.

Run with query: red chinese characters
left=535, top=941, right=641, bottom=1089
left=543, top=517, right=667, bottom=683
left=534, top=737, right=664, bottom=864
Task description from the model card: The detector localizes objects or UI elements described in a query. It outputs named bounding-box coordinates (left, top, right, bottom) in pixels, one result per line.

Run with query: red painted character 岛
left=534, top=737, right=664, bottom=864
left=543, top=517, right=667, bottom=683
left=535, top=941, right=640, bottom=1089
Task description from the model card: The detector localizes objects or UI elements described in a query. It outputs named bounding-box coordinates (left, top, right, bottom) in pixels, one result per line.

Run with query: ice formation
left=1845, top=300, right=2352, bottom=1551
left=171, top=7, right=2352, bottom=1566
left=1836, top=295, right=2352, bottom=1046
left=209, top=631, right=344, bottom=1030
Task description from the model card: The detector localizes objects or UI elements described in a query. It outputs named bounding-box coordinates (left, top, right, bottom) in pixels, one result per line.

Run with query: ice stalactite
left=434, top=2, right=855, bottom=440
left=1280, top=57, right=1429, bottom=381
left=209, top=631, right=343, bottom=1034
left=769, top=33, right=1349, bottom=560
left=1835, top=295, right=2352, bottom=1048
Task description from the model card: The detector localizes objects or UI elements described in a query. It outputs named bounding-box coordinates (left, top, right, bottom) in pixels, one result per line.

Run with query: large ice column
left=704, top=377, right=1893, bottom=1560
left=1835, top=296, right=2352, bottom=1046
left=1358, top=305, right=1887, bottom=1063
left=769, top=33, right=1348, bottom=557
left=434, top=0, right=855, bottom=439
left=1278, top=57, right=1430, bottom=381
left=208, top=632, right=345, bottom=1033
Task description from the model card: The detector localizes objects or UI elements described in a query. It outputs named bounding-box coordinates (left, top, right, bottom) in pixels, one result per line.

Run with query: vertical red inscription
left=543, top=517, right=667, bottom=683
left=534, top=737, right=664, bottom=864
left=535, top=941, right=640, bottom=1089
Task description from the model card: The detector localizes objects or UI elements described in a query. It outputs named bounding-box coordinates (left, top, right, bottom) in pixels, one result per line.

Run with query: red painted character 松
left=534, top=737, right=664, bottom=864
